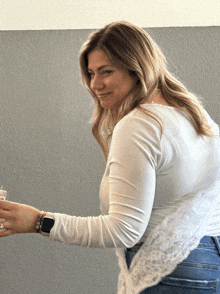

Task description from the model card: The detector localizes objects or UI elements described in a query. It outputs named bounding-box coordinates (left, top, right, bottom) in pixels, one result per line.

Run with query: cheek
left=121, top=78, right=136, bottom=95
left=111, top=72, right=136, bottom=97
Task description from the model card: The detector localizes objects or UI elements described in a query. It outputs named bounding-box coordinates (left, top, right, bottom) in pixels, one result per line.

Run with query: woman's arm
left=0, top=113, right=161, bottom=248
left=47, top=114, right=160, bottom=248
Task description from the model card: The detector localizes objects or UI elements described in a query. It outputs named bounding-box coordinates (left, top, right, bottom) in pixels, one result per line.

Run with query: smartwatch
left=40, top=216, right=55, bottom=237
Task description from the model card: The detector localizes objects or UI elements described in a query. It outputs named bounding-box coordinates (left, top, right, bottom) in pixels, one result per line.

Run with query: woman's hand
left=0, top=199, right=40, bottom=237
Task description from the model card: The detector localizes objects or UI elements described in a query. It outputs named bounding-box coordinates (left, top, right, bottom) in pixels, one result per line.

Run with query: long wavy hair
left=80, top=21, right=215, bottom=161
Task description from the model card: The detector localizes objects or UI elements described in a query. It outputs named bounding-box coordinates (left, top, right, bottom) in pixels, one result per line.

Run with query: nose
left=90, top=74, right=104, bottom=92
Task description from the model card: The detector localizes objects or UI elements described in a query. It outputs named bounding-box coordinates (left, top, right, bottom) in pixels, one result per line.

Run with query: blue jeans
left=126, top=236, right=220, bottom=293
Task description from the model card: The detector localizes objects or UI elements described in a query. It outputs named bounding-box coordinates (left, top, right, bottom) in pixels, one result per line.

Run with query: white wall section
left=2, top=0, right=220, bottom=30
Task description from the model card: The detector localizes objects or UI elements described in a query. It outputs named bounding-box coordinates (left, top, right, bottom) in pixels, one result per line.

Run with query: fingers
left=0, top=219, right=14, bottom=237
left=0, top=200, right=41, bottom=235
left=0, top=200, right=12, bottom=237
left=0, top=201, right=16, bottom=237
left=0, top=211, right=10, bottom=221
left=0, top=200, right=16, bottom=220
left=0, top=220, right=9, bottom=230
left=0, top=228, right=14, bottom=237
left=0, top=199, right=17, bottom=211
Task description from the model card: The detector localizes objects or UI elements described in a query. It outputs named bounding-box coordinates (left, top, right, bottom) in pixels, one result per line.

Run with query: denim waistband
left=199, top=236, right=220, bottom=257
left=213, top=238, right=220, bottom=255
left=200, top=235, right=220, bottom=246
left=212, top=237, right=220, bottom=255
left=126, top=236, right=220, bottom=254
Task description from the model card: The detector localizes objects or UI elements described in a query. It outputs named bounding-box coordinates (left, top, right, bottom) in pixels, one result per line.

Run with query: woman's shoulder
left=115, top=104, right=183, bottom=138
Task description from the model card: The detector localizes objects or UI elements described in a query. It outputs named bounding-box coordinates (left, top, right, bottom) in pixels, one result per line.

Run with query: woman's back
left=147, top=104, right=220, bottom=205
left=137, top=104, right=220, bottom=239
left=100, top=103, right=220, bottom=246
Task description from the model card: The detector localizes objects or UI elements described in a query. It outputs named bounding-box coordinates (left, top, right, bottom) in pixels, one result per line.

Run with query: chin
left=100, top=102, right=112, bottom=110
left=100, top=101, right=122, bottom=112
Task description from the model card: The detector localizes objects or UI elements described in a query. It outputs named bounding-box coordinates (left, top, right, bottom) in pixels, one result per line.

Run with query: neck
left=146, top=90, right=170, bottom=106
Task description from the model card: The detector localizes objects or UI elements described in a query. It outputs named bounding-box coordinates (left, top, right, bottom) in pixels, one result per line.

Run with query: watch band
left=36, top=211, right=45, bottom=233
left=35, top=211, right=55, bottom=236
left=40, top=215, right=55, bottom=237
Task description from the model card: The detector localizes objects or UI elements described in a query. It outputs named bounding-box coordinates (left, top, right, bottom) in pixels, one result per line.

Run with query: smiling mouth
left=97, top=93, right=111, bottom=99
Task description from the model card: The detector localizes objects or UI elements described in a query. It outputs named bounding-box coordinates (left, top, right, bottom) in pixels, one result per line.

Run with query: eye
left=101, top=70, right=113, bottom=76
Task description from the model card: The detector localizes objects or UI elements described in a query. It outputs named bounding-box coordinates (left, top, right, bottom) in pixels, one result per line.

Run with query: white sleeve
left=48, top=114, right=161, bottom=248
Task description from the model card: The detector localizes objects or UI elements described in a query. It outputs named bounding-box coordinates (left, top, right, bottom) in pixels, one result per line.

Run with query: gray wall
left=1, top=27, right=220, bottom=294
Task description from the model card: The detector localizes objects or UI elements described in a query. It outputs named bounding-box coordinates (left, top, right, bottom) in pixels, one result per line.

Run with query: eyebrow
left=87, top=65, right=113, bottom=72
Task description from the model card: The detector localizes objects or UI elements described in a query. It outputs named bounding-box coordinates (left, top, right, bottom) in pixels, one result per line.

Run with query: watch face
left=41, top=218, right=55, bottom=233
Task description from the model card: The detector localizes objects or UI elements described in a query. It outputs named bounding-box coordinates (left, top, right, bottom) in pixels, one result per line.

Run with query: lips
left=97, top=93, right=111, bottom=99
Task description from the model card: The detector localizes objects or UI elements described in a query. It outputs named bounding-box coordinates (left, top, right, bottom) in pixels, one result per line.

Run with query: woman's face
left=87, top=49, right=136, bottom=111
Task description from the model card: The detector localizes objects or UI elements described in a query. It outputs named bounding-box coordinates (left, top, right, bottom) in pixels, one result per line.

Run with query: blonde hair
left=80, top=21, right=215, bottom=161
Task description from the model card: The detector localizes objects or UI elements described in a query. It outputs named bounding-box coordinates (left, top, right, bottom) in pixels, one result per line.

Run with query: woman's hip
left=125, top=236, right=220, bottom=293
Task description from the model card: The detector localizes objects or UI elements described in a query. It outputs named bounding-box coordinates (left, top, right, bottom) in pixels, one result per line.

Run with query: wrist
left=35, top=211, right=55, bottom=236
left=40, top=215, right=55, bottom=237
left=35, top=211, right=46, bottom=233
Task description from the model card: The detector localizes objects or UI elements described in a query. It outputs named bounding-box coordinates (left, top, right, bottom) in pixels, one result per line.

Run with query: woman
left=0, top=21, right=220, bottom=293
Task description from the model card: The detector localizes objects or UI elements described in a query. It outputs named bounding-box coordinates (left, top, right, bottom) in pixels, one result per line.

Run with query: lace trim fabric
left=116, top=178, right=220, bottom=294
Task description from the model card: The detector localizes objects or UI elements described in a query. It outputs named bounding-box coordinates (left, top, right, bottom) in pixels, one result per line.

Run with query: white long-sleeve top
left=47, top=104, right=220, bottom=247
